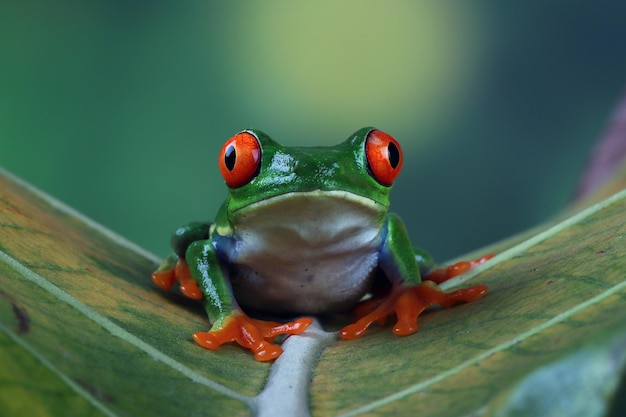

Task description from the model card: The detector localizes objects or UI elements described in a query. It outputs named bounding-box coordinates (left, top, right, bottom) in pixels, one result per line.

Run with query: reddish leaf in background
left=576, top=87, right=626, bottom=200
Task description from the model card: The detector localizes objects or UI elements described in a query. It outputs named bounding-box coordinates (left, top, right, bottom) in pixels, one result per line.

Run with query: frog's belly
left=227, top=191, right=386, bottom=314
left=230, top=248, right=380, bottom=314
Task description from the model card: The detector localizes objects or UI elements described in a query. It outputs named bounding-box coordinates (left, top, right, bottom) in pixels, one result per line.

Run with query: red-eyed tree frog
left=152, top=128, right=491, bottom=361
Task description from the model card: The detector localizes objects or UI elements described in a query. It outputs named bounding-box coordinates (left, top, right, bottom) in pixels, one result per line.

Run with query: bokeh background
left=2, top=1, right=626, bottom=262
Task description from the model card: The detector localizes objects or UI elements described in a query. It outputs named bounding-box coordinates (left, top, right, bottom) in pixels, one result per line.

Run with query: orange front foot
left=152, top=258, right=203, bottom=300
left=193, top=313, right=313, bottom=362
left=425, top=254, right=494, bottom=285
left=339, top=281, right=488, bottom=340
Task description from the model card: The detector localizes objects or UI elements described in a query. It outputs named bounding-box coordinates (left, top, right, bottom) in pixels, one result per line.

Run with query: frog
left=152, top=127, right=491, bottom=361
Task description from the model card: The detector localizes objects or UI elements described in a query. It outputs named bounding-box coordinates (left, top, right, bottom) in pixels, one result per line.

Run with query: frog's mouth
left=232, top=190, right=387, bottom=219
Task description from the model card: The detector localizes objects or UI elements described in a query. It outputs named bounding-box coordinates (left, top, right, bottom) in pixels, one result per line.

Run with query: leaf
left=2, top=165, right=626, bottom=417
left=309, top=187, right=626, bottom=416
left=491, top=328, right=626, bottom=417
left=0, top=170, right=258, bottom=416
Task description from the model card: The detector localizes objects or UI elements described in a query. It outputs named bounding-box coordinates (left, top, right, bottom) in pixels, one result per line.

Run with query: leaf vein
left=440, top=188, right=626, bottom=290
left=339, top=189, right=626, bottom=417
left=0, top=249, right=251, bottom=404
left=338, top=277, right=626, bottom=417
left=0, top=322, right=121, bottom=417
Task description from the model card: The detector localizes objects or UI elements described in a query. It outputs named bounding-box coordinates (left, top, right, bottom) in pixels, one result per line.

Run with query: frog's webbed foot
left=340, top=254, right=492, bottom=339
left=339, top=281, right=488, bottom=340
left=152, top=256, right=203, bottom=300
left=423, top=254, right=494, bottom=285
left=193, top=313, right=313, bottom=361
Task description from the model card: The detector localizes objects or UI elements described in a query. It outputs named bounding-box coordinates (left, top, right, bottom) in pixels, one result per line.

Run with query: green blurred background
left=1, top=1, right=626, bottom=262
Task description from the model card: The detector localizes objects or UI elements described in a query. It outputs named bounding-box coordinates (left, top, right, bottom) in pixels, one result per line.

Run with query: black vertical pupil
left=224, top=145, right=236, bottom=171
left=387, top=142, right=400, bottom=168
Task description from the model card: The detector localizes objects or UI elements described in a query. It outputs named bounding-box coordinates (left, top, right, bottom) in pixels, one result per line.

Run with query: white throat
left=229, top=191, right=387, bottom=314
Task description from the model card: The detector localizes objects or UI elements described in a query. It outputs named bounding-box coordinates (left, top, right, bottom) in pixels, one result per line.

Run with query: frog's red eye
left=218, top=131, right=262, bottom=188
left=365, top=130, right=403, bottom=186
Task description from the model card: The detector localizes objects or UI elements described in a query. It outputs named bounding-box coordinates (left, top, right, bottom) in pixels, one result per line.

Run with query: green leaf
left=492, top=329, right=626, bottom=417
left=0, top=171, right=257, bottom=416
left=2, top=166, right=625, bottom=417
left=310, top=189, right=626, bottom=416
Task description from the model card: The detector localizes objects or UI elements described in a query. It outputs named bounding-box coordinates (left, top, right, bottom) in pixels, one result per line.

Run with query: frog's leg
left=185, top=240, right=312, bottom=362
left=340, top=213, right=488, bottom=340
left=152, top=222, right=211, bottom=299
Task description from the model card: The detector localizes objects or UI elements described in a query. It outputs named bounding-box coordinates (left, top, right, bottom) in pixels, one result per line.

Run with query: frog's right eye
left=218, top=131, right=262, bottom=188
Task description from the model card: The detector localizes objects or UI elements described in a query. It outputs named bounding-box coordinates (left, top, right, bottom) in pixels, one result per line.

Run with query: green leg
left=184, top=239, right=312, bottom=362
left=185, top=240, right=237, bottom=326
left=340, top=213, right=488, bottom=340
left=171, top=222, right=211, bottom=258
left=151, top=222, right=212, bottom=297
left=378, top=213, right=424, bottom=286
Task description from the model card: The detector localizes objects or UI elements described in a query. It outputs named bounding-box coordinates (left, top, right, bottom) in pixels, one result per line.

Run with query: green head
left=218, top=127, right=404, bottom=213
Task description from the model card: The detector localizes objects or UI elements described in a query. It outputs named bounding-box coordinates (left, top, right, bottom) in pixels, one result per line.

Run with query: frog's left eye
left=365, top=130, right=403, bottom=186
left=219, top=131, right=262, bottom=188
